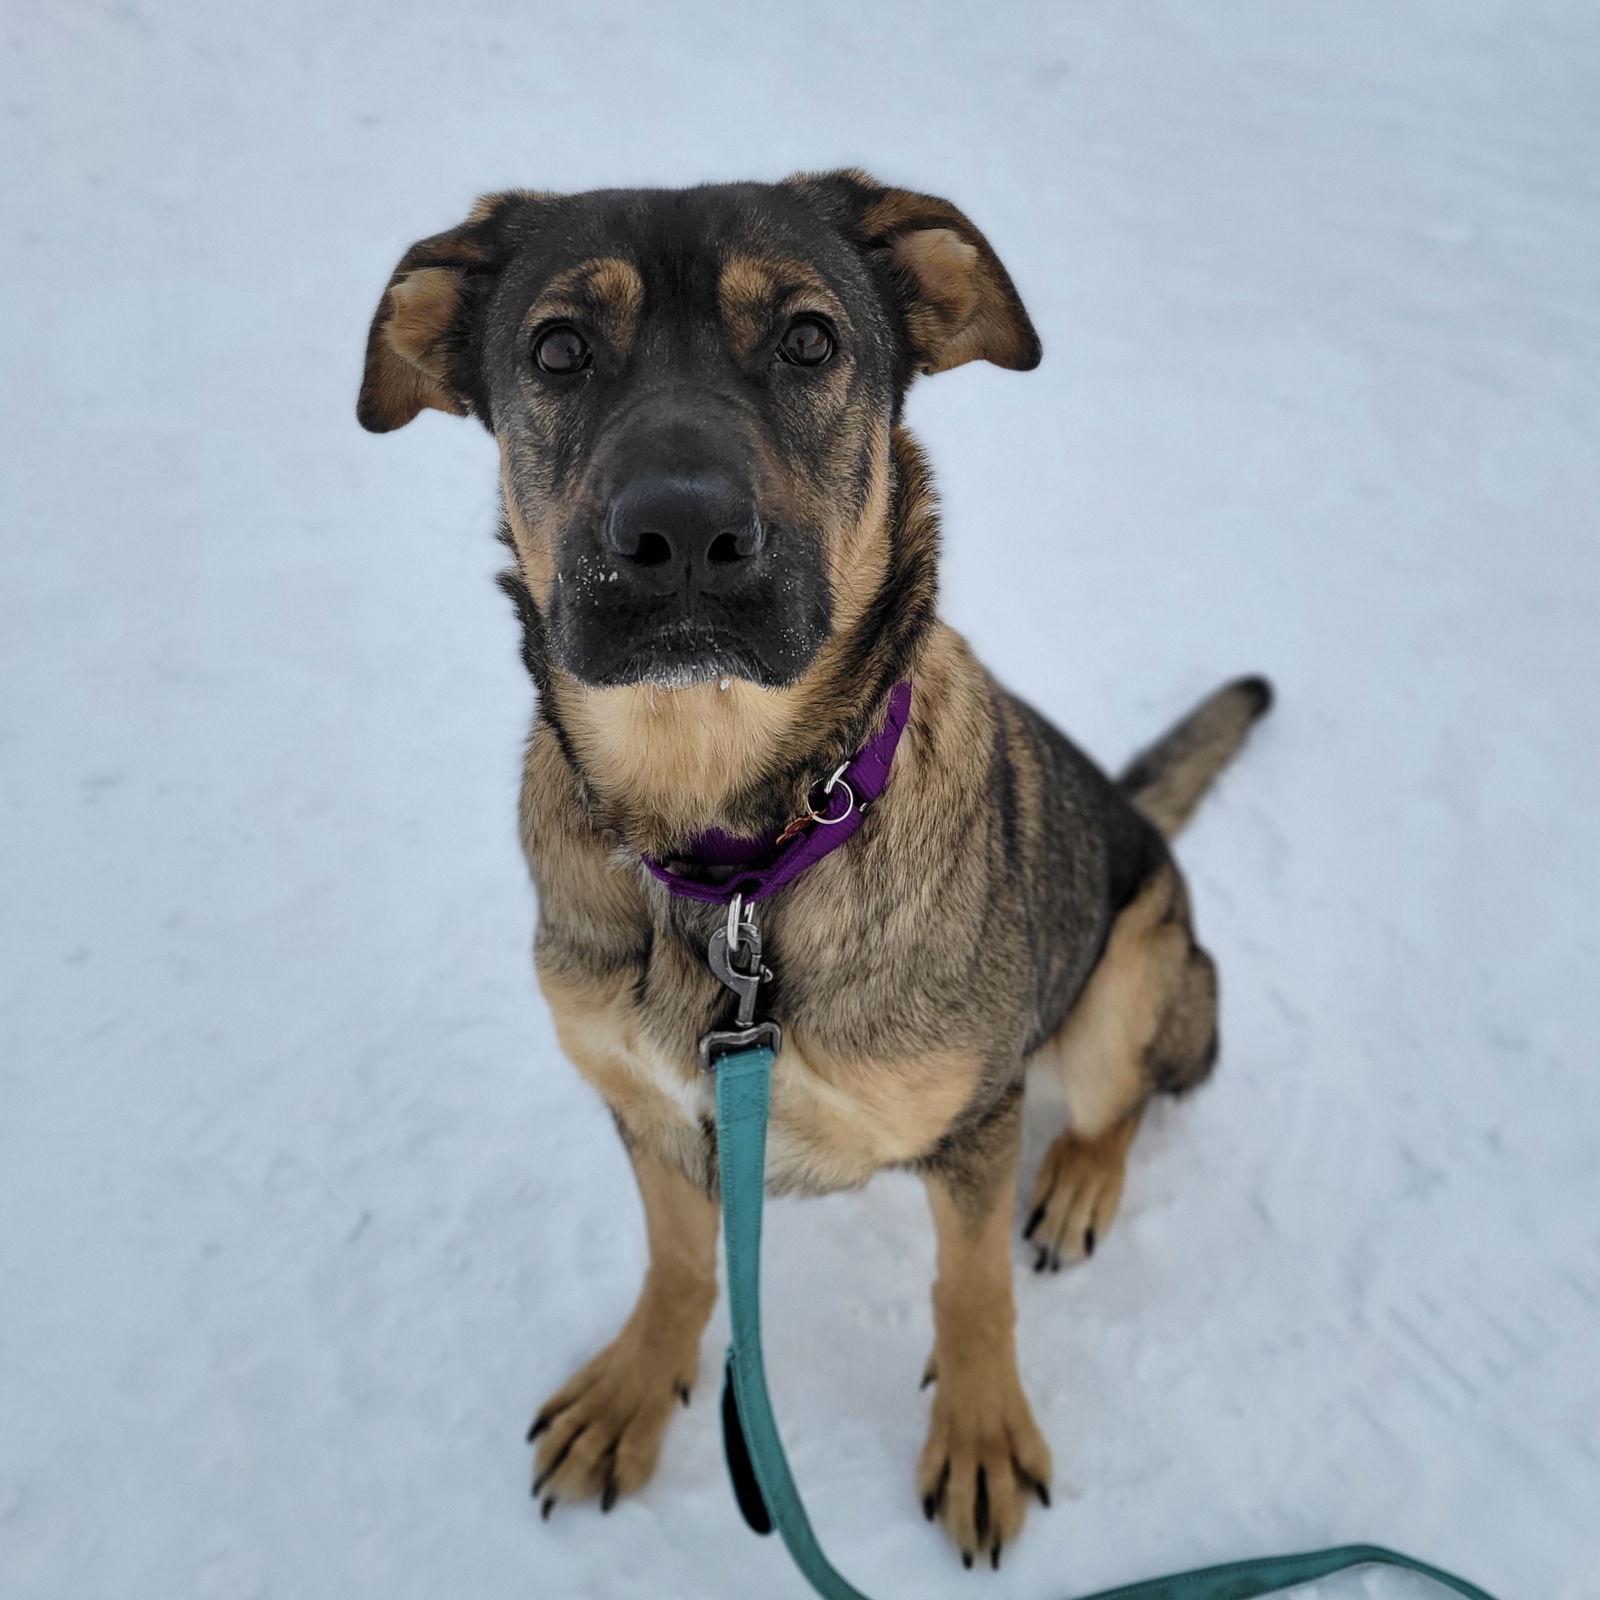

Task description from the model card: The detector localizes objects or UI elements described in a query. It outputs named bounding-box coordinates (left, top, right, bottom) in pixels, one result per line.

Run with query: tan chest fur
left=540, top=967, right=980, bottom=1195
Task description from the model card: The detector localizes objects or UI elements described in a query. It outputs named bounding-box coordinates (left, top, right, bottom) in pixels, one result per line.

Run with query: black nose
left=605, top=473, right=765, bottom=600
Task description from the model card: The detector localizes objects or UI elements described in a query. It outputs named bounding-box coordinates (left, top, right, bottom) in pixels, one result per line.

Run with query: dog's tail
left=1118, top=676, right=1273, bottom=838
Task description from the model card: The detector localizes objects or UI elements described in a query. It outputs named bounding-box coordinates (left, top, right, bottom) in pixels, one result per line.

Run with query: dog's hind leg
left=528, top=1144, right=718, bottom=1517
left=1024, top=861, right=1217, bottom=1271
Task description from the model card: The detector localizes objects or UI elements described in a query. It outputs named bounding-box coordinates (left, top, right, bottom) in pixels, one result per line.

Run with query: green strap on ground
left=712, top=1042, right=1498, bottom=1600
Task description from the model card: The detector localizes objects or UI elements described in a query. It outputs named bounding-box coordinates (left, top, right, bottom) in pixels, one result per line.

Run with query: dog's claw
left=1023, top=1204, right=1045, bottom=1241
left=1014, top=1457, right=1052, bottom=1510
left=676, top=1381, right=691, bottom=1409
left=974, top=1465, right=990, bottom=1543
left=540, top=1494, right=556, bottom=1521
left=992, top=1541, right=1003, bottom=1571
left=925, top=1456, right=950, bottom=1523
left=527, top=1413, right=551, bottom=1443
left=1085, top=1227, right=1096, bottom=1258
left=1033, top=1246, right=1049, bottom=1273
left=600, top=1478, right=618, bottom=1513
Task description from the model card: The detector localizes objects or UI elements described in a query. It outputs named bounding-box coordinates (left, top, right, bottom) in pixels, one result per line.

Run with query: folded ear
left=357, top=194, right=521, bottom=433
left=788, top=169, right=1040, bottom=377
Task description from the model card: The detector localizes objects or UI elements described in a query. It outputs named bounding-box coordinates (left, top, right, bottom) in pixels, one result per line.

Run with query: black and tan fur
left=358, top=170, right=1271, bottom=1571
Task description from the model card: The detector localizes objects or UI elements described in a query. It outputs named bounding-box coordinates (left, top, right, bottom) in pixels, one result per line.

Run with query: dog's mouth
left=617, top=619, right=763, bottom=689
left=550, top=612, right=779, bottom=691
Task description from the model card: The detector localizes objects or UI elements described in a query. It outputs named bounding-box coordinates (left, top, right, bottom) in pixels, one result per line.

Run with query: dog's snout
left=605, top=473, right=765, bottom=598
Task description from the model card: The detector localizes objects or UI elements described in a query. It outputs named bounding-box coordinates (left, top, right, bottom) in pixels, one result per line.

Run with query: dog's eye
left=534, top=324, right=591, bottom=375
left=778, top=316, right=834, bottom=368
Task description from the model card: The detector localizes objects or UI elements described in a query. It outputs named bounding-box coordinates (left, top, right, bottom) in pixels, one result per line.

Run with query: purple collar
left=641, top=682, right=913, bottom=906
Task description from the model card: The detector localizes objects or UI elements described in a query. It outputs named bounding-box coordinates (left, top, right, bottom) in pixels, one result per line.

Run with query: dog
left=357, top=169, right=1270, bottom=1571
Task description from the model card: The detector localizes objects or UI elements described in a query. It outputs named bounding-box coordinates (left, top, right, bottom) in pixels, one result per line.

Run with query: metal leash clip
left=699, top=892, right=782, bottom=1071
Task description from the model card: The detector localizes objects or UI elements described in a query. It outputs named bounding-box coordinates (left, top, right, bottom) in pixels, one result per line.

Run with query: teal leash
left=710, top=1040, right=1499, bottom=1600
left=716, top=1042, right=868, bottom=1599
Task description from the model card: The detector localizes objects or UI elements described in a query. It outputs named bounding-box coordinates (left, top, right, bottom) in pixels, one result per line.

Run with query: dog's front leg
left=918, top=1094, right=1052, bottom=1570
left=529, top=1141, right=718, bottom=1517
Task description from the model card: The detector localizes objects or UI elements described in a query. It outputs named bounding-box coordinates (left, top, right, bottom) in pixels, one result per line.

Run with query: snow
left=2, top=2, right=1597, bottom=1597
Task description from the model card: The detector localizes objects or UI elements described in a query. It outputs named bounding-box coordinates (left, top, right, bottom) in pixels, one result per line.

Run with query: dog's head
left=358, top=171, right=1038, bottom=692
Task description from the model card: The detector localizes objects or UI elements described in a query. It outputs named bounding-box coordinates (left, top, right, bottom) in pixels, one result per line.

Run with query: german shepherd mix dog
left=358, top=170, right=1270, bottom=1571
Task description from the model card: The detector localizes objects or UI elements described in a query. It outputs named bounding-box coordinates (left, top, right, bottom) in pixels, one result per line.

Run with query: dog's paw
left=528, top=1322, right=698, bottom=1518
left=1023, top=1126, right=1129, bottom=1272
left=917, top=1365, right=1052, bottom=1570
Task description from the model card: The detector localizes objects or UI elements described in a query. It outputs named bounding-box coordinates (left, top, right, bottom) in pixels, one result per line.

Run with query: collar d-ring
left=810, top=763, right=855, bottom=827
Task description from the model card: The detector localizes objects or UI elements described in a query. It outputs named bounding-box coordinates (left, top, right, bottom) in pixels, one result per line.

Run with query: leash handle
left=712, top=1042, right=1498, bottom=1600
left=1067, top=1544, right=1499, bottom=1599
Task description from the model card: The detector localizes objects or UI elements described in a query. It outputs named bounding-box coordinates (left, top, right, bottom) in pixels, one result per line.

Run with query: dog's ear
left=788, top=169, right=1040, bottom=377
left=357, top=193, right=525, bottom=433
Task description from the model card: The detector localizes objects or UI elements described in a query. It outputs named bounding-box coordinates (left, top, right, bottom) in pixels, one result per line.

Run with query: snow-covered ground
left=3, top=3, right=1597, bottom=1597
